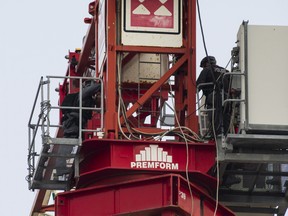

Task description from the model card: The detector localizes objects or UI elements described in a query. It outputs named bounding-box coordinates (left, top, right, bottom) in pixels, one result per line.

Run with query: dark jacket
left=196, top=65, right=229, bottom=97
left=61, top=82, right=101, bottom=137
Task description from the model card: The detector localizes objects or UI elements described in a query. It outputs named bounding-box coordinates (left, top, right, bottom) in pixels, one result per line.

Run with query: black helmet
left=200, top=56, right=216, bottom=68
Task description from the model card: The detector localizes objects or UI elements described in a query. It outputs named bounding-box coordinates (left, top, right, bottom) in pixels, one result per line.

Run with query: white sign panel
left=122, top=0, right=182, bottom=47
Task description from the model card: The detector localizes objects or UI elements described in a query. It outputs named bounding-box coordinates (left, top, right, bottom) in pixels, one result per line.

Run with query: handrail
left=196, top=82, right=215, bottom=137
left=27, top=75, right=104, bottom=188
left=28, top=77, right=43, bottom=128
left=27, top=77, right=45, bottom=186
left=196, top=72, right=246, bottom=137
left=46, top=75, right=104, bottom=139
left=221, top=71, right=245, bottom=106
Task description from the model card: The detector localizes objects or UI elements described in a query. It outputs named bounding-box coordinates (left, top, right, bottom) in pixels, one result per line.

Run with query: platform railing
left=27, top=75, right=104, bottom=189
left=27, top=77, right=44, bottom=187
left=196, top=82, right=214, bottom=137
left=196, top=71, right=245, bottom=138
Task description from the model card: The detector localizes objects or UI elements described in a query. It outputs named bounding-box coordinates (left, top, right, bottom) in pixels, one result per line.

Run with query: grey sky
left=1, top=0, right=288, bottom=215
left=0, top=1, right=90, bottom=215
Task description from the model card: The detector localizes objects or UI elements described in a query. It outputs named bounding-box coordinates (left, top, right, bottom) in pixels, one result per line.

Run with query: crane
left=27, top=1, right=288, bottom=215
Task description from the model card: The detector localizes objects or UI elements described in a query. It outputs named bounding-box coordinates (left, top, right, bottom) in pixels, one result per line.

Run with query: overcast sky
left=1, top=0, right=288, bottom=215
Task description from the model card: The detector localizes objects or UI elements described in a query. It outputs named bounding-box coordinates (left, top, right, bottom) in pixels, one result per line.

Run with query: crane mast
left=27, top=1, right=288, bottom=216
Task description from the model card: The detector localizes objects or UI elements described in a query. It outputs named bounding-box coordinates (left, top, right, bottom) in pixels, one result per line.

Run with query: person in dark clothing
left=61, top=93, right=79, bottom=138
left=198, top=57, right=240, bottom=186
left=61, top=80, right=101, bottom=138
left=197, top=56, right=229, bottom=97
left=55, top=81, right=101, bottom=179
left=196, top=56, right=230, bottom=135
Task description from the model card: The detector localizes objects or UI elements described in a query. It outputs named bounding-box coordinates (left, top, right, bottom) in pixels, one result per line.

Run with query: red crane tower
left=27, top=1, right=288, bottom=216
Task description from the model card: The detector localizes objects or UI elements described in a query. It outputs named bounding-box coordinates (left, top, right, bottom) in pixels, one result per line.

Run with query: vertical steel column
left=174, top=0, right=197, bottom=132
left=186, top=0, right=198, bottom=131
left=105, top=0, right=117, bottom=138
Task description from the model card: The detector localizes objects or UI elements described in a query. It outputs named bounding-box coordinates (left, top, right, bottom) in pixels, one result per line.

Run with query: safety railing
left=221, top=72, right=245, bottom=107
left=27, top=75, right=104, bottom=189
left=196, top=71, right=246, bottom=138
left=222, top=72, right=245, bottom=136
left=27, top=77, right=45, bottom=186
left=196, top=82, right=214, bottom=137
left=47, top=75, right=104, bottom=138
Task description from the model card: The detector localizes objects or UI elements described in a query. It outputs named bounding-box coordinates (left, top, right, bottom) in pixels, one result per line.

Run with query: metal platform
left=30, top=137, right=81, bottom=190
left=225, top=133, right=288, bottom=149
left=219, top=134, right=288, bottom=163
left=216, top=133, right=288, bottom=215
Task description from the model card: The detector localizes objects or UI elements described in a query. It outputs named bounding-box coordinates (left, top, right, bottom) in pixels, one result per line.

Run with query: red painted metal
left=130, top=0, right=174, bottom=29
left=30, top=0, right=222, bottom=215
left=120, top=54, right=188, bottom=126
left=186, top=0, right=198, bottom=132
left=74, top=0, right=99, bottom=76
left=77, top=139, right=216, bottom=190
left=101, top=0, right=198, bottom=138
left=56, top=174, right=235, bottom=216
left=104, top=0, right=118, bottom=138
left=80, top=139, right=215, bottom=173
left=54, top=0, right=200, bottom=140
left=120, top=87, right=169, bottom=127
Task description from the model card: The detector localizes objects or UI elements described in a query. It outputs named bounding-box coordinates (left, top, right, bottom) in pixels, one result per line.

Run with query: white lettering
left=148, top=162, right=154, bottom=168
left=172, top=163, right=179, bottom=170
left=136, top=162, right=142, bottom=168
left=160, top=162, right=166, bottom=169
left=131, top=162, right=136, bottom=168
left=155, top=162, right=160, bottom=168
left=166, top=163, right=171, bottom=169
left=130, top=161, right=179, bottom=170
left=131, top=145, right=179, bottom=170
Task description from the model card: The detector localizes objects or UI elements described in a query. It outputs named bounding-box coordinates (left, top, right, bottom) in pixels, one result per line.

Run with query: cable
left=211, top=87, right=220, bottom=216
left=116, top=54, right=133, bottom=140
left=196, top=0, right=220, bottom=215
left=197, top=0, right=219, bottom=92
left=225, top=57, right=232, bottom=69
left=157, top=126, right=202, bottom=142
left=196, top=0, right=209, bottom=61
left=118, top=78, right=202, bottom=142
left=167, top=82, right=195, bottom=216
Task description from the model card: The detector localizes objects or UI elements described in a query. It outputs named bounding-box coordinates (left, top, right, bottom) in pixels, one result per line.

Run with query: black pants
left=206, top=92, right=230, bottom=135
